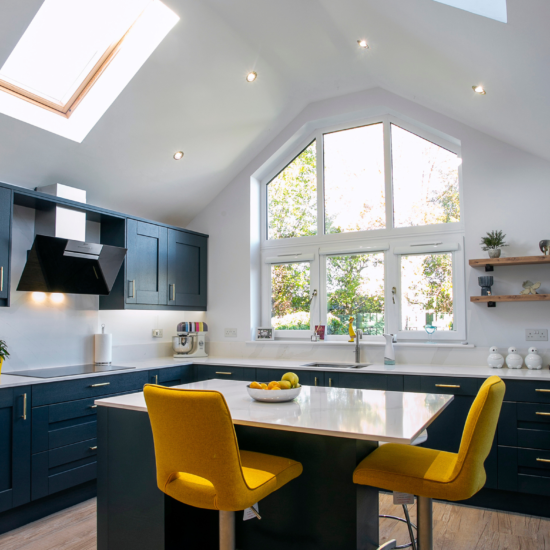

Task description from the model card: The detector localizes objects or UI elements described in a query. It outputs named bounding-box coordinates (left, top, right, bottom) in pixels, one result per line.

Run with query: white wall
left=187, top=87, right=550, bottom=367
left=1, top=206, right=205, bottom=371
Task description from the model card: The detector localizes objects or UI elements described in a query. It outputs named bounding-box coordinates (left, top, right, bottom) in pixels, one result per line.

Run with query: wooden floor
left=0, top=495, right=549, bottom=549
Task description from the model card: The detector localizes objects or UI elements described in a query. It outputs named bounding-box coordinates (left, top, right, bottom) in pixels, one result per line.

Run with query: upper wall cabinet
left=167, top=229, right=207, bottom=309
left=126, top=220, right=168, bottom=306
left=101, top=219, right=207, bottom=311
left=0, top=187, right=12, bottom=307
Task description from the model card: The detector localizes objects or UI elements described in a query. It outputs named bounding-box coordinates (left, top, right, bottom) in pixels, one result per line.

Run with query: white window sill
left=246, top=340, right=475, bottom=349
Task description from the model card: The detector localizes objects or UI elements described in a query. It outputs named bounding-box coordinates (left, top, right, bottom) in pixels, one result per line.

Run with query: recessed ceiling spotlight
left=246, top=71, right=257, bottom=83
left=357, top=39, right=369, bottom=49
left=173, top=151, right=184, bottom=160
left=472, top=85, right=486, bottom=95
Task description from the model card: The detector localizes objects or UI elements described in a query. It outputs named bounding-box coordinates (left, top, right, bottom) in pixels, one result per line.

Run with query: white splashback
left=0, top=205, right=206, bottom=371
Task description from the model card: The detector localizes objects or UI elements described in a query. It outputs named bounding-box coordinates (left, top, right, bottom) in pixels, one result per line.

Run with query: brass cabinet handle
left=435, top=384, right=460, bottom=388
left=154, top=375, right=159, bottom=384
left=329, top=378, right=332, bottom=388
left=315, top=377, right=318, bottom=386
left=216, top=372, right=232, bottom=375
left=128, top=280, right=135, bottom=298
left=90, top=405, right=98, bottom=409
left=536, top=389, right=550, bottom=393
left=536, top=458, right=550, bottom=463
left=169, top=284, right=176, bottom=301
left=90, top=382, right=110, bottom=387
left=22, top=393, right=27, bottom=420
left=0, top=266, right=3, bottom=292
left=536, top=412, right=550, bottom=416
left=90, top=446, right=98, bottom=451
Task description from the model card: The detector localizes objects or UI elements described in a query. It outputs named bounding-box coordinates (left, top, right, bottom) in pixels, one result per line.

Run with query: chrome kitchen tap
left=355, top=329, right=363, bottom=363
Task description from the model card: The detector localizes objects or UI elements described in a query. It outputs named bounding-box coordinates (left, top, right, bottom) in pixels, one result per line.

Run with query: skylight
left=0, top=0, right=179, bottom=141
left=433, top=0, right=507, bottom=23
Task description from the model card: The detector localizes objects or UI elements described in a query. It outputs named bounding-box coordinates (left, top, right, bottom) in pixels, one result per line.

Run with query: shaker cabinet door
left=0, top=387, right=31, bottom=513
left=167, top=229, right=207, bottom=309
left=126, top=219, right=168, bottom=306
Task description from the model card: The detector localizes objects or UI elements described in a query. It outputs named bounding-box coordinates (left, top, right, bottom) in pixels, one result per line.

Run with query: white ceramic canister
left=525, top=347, right=543, bottom=370
left=505, top=347, right=523, bottom=369
left=487, top=346, right=504, bottom=368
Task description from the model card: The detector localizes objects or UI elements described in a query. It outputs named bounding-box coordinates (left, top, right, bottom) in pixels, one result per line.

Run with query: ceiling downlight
left=472, top=85, right=486, bottom=95
left=246, top=72, right=257, bottom=83
left=173, top=151, right=184, bottom=160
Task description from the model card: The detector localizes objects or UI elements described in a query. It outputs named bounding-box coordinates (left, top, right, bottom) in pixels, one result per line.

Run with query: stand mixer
left=172, top=322, right=208, bottom=358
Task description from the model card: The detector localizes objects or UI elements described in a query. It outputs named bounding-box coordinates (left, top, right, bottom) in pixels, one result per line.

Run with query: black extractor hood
left=17, top=235, right=127, bottom=295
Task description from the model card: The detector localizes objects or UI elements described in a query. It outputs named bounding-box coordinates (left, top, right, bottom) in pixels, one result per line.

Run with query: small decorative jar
left=488, top=249, right=502, bottom=259
left=525, top=347, right=543, bottom=370
left=487, top=346, right=504, bottom=368
left=506, top=347, right=523, bottom=369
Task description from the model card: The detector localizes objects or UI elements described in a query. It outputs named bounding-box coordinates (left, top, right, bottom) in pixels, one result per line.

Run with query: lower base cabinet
left=0, top=387, right=31, bottom=513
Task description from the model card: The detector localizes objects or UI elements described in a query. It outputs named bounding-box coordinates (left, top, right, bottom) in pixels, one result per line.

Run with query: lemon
left=279, top=380, right=292, bottom=390
left=282, top=372, right=299, bottom=388
left=250, top=382, right=262, bottom=389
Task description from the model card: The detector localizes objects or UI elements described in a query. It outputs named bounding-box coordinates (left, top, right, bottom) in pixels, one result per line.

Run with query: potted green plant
left=480, top=230, right=508, bottom=258
left=0, top=340, right=9, bottom=375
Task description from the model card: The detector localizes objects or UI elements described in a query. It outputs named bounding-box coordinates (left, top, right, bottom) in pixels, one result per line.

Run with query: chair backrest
left=450, top=375, right=505, bottom=494
left=144, top=384, right=247, bottom=498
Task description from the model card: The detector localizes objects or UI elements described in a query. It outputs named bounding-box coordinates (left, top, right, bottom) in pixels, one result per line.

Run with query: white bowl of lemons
left=246, top=372, right=301, bottom=403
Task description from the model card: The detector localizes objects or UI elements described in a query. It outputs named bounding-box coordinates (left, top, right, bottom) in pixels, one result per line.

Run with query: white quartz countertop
left=0, top=355, right=549, bottom=389
left=95, top=378, right=454, bottom=444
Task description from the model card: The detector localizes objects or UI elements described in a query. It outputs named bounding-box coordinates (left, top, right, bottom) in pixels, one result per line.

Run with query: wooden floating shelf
left=469, top=255, right=550, bottom=269
left=470, top=294, right=550, bottom=304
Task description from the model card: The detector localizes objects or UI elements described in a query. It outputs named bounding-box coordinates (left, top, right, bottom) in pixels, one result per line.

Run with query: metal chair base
left=379, top=504, right=417, bottom=550
left=219, top=510, right=235, bottom=550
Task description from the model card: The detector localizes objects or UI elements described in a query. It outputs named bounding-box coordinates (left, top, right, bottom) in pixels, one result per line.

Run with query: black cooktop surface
left=9, top=364, right=136, bottom=378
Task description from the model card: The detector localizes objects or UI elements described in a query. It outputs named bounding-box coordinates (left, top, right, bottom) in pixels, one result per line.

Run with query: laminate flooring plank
left=3, top=495, right=550, bottom=550
left=0, top=499, right=96, bottom=550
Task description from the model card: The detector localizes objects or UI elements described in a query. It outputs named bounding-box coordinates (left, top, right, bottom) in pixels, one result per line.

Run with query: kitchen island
left=96, top=379, right=453, bottom=550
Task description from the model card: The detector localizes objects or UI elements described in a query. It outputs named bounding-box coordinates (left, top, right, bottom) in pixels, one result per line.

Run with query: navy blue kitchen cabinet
left=196, top=365, right=247, bottom=381
left=0, top=386, right=31, bottom=513
left=254, top=368, right=329, bottom=387
left=0, top=187, right=12, bottom=307
left=497, top=379, right=550, bottom=496
left=30, top=371, right=148, bottom=501
left=126, top=219, right=168, bottom=307
left=148, top=365, right=195, bottom=387
left=167, top=229, right=208, bottom=309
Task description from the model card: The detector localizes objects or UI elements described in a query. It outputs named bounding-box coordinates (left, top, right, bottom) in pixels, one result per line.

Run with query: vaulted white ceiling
left=0, top=0, right=547, bottom=226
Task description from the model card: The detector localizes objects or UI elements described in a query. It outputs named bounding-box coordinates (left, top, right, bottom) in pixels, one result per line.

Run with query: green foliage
left=271, top=263, right=310, bottom=327
left=267, top=142, right=317, bottom=239
left=480, top=230, right=508, bottom=251
left=0, top=340, right=9, bottom=361
left=326, top=254, right=385, bottom=335
left=272, top=312, right=310, bottom=331
left=404, top=254, right=453, bottom=315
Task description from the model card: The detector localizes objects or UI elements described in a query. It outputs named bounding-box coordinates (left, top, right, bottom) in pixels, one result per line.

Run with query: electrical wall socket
left=225, top=328, right=238, bottom=338
left=526, top=329, right=548, bottom=341
left=152, top=329, right=163, bottom=338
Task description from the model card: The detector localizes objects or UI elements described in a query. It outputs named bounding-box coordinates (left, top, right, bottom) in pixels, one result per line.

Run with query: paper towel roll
left=95, top=333, right=112, bottom=365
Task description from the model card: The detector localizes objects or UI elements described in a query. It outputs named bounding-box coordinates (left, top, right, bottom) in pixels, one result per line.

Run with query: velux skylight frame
left=0, top=2, right=153, bottom=119
left=0, top=0, right=179, bottom=141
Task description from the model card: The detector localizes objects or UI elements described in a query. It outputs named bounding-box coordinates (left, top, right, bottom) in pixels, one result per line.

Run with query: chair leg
left=402, top=504, right=417, bottom=550
left=219, top=510, right=235, bottom=550
left=416, top=496, right=433, bottom=550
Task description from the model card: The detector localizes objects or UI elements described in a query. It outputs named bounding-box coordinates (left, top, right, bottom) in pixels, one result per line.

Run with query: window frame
left=0, top=2, right=150, bottom=119
left=259, top=114, right=466, bottom=342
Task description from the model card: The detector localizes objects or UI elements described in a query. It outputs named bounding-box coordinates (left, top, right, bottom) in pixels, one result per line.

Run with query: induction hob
left=8, top=364, right=136, bottom=378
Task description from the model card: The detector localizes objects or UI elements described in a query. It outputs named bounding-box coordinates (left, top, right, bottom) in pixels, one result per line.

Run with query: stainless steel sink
left=300, top=362, right=371, bottom=370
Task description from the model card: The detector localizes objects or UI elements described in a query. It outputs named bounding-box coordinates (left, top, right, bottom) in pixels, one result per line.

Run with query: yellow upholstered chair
left=354, top=376, right=505, bottom=550
left=144, top=384, right=303, bottom=550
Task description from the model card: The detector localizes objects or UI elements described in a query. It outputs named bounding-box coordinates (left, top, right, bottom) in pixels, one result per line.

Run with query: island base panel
left=98, top=407, right=379, bottom=550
